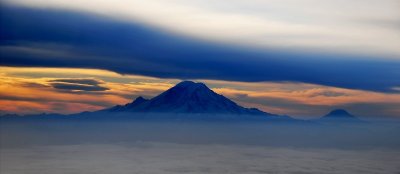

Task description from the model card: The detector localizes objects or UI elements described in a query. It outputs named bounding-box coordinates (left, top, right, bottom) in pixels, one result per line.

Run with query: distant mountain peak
left=319, top=109, right=364, bottom=123
left=324, top=109, right=355, bottom=118
left=103, top=81, right=274, bottom=116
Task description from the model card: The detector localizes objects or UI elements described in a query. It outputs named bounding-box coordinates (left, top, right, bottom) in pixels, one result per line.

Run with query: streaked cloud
left=3, top=0, right=400, bottom=57
left=49, top=78, right=109, bottom=92
left=0, top=67, right=177, bottom=114
left=0, top=6, right=399, bottom=92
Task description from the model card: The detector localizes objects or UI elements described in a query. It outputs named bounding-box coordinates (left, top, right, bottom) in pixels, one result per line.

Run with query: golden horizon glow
left=1, top=66, right=399, bottom=118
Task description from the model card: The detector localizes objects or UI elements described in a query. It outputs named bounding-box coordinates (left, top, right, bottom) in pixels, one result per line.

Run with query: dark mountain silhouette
left=319, top=109, right=362, bottom=122
left=0, top=82, right=366, bottom=124
left=324, top=109, right=356, bottom=118
left=104, top=81, right=274, bottom=116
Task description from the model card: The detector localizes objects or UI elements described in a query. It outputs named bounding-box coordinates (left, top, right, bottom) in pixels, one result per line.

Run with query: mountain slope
left=104, top=81, right=273, bottom=116
left=107, top=96, right=149, bottom=112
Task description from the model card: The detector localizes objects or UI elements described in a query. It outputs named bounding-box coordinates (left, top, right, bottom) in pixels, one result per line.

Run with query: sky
left=0, top=0, right=400, bottom=118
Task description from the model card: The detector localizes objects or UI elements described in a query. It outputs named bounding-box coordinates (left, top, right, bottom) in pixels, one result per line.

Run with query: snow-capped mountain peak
left=104, top=81, right=273, bottom=115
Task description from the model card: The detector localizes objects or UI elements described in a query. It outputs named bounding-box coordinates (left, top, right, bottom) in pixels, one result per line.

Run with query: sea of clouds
left=2, top=142, right=399, bottom=174
left=1, top=119, right=400, bottom=174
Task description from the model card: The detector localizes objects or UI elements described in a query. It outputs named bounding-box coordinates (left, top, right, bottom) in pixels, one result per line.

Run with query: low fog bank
left=1, top=113, right=399, bottom=149
left=1, top=114, right=400, bottom=174
left=1, top=142, right=399, bottom=174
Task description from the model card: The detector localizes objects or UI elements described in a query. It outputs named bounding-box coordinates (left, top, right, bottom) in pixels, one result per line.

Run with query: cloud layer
left=2, top=120, right=400, bottom=174
left=49, top=79, right=109, bottom=92
left=1, top=6, right=399, bottom=92
left=3, top=0, right=400, bottom=57
left=2, top=142, right=399, bottom=174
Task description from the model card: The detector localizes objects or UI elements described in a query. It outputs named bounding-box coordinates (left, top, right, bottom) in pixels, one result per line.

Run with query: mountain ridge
left=0, top=81, right=366, bottom=123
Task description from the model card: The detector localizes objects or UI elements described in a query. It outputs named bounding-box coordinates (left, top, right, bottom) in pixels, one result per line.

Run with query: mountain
left=323, top=109, right=356, bottom=119
left=103, top=81, right=274, bottom=116
left=319, top=109, right=362, bottom=122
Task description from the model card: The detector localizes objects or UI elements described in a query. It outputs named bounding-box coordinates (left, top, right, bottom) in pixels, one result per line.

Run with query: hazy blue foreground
left=1, top=114, right=400, bottom=174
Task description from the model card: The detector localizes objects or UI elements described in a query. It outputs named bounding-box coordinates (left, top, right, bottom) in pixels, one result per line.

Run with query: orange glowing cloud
left=210, top=82, right=400, bottom=117
left=0, top=66, right=177, bottom=114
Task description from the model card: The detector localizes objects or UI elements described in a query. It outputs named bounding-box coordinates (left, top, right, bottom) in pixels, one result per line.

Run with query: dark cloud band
left=47, top=78, right=109, bottom=92
left=50, top=83, right=108, bottom=92
left=49, top=79, right=102, bottom=86
left=1, top=6, right=399, bottom=92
